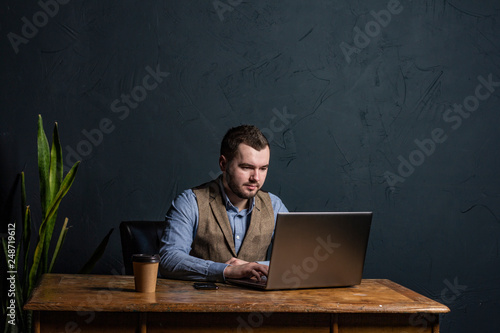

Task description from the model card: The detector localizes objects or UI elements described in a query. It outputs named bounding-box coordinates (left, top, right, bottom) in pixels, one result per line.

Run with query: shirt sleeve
left=269, top=192, right=289, bottom=217
left=265, top=192, right=289, bottom=260
left=159, top=189, right=228, bottom=282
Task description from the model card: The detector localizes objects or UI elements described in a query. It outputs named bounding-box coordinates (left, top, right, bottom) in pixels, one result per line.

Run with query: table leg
left=139, top=312, right=148, bottom=333
left=33, top=311, right=40, bottom=333
left=333, top=313, right=339, bottom=333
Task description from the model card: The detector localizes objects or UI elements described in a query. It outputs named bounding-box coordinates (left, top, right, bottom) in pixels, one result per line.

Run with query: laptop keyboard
left=245, top=275, right=267, bottom=286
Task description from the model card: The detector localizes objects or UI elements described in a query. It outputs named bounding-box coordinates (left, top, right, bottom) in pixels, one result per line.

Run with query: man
left=159, top=125, right=288, bottom=282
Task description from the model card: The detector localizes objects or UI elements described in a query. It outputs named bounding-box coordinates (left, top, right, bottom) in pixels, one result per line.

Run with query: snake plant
left=2, top=115, right=113, bottom=332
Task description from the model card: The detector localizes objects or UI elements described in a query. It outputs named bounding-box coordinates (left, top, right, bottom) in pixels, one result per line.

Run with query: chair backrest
left=119, top=221, right=167, bottom=275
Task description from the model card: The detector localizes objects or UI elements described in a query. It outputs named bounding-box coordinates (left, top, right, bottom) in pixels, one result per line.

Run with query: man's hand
left=224, top=261, right=269, bottom=280
left=225, top=257, right=249, bottom=266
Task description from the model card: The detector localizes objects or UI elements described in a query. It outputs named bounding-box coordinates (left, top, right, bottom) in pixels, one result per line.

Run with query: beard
left=225, top=168, right=260, bottom=200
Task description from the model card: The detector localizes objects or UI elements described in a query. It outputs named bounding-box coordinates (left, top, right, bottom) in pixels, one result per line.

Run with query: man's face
left=220, top=143, right=270, bottom=202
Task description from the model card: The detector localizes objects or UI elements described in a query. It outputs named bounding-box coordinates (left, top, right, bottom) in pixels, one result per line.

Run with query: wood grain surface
left=25, top=274, right=450, bottom=314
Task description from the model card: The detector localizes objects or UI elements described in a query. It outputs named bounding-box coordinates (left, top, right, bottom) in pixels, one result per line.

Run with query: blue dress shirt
left=159, top=181, right=288, bottom=282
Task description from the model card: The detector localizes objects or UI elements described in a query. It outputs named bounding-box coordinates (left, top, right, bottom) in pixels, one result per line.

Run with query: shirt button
left=236, top=235, right=240, bottom=240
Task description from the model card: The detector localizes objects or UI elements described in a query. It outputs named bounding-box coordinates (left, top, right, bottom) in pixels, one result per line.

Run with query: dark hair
left=220, top=125, right=269, bottom=162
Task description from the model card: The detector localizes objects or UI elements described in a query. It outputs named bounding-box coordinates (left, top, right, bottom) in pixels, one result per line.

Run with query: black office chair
left=119, top=221, right=167, bottom=275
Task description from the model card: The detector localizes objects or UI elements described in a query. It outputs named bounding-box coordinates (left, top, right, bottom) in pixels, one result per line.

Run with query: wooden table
left=25, top=274, right=449, bottom=332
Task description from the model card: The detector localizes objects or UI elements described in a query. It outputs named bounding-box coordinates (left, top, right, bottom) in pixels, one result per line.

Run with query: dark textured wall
left=1, top=0, right=499, bottom=331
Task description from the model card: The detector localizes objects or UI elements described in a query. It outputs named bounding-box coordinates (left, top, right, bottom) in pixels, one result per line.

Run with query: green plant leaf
left=15, top=274, right=26, bottom=330
left=41, top=123, right=64, bottom=273
left=40, top=215, right=56, bottom=274
left=21, top=172, right=26, bottom=224
left=37, top=114, right=51, bottom=218
left=49, top=218, right=69, bottom=272
left=9, top=116, right=97, bottom=332
left=22, top=205, right=32, bottom=294
left=1, top=238, right=12, bottom=270
left=20, top=173, right=33, bottom=300
left=21, top=173, right=30, bottom=253
left=28, top=161, right=80, bottom=296
left=48, top=122, right=63, bottom=205
left=78, top=228, right=114, bottom=274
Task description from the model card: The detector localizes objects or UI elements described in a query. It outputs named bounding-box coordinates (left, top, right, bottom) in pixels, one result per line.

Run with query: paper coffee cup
left=132, top=254, right=160, bottom=293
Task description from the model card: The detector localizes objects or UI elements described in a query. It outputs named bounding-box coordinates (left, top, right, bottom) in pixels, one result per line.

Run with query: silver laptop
left=227, top=212, right=372, bottom=290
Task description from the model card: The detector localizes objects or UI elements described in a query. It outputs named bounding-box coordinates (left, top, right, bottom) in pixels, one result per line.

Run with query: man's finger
left=225, top=257, right=237, bottom=265
left=255, top=264, right=269, bottom=276
left=251, top=269, right=261, bottom=281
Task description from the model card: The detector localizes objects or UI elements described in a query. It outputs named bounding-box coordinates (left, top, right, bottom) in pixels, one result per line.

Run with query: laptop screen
left=264, top=212, right=372, bottom=290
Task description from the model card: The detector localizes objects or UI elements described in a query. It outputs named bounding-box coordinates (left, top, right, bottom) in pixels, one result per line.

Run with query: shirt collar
left=217, top=176, right=255, bottom=214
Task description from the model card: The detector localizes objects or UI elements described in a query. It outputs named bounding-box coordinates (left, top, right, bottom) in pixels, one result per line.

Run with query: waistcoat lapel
left=191, top=176, right=275, bottom=262
left=208, top=183, right=237, bottom=257
left=238, top=192, right=274, bottom=259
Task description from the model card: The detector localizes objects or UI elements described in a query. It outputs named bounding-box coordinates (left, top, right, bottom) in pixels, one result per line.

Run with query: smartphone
left=193, top=282, right=219, bottom=290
